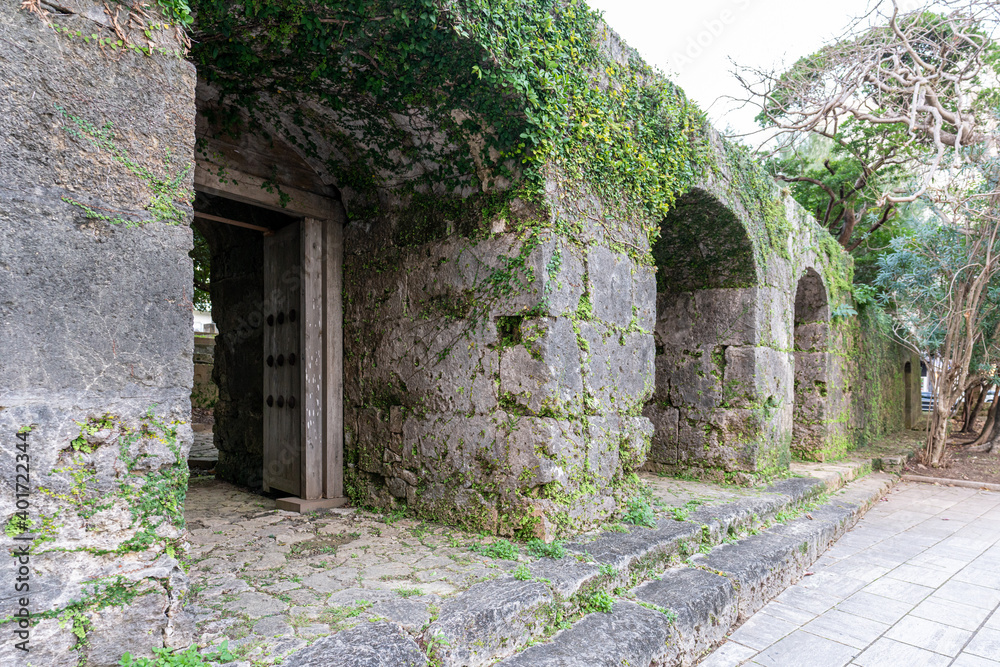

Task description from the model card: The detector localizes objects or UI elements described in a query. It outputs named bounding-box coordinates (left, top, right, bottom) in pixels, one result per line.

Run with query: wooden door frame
left=195, top=161, right=347, bottom=511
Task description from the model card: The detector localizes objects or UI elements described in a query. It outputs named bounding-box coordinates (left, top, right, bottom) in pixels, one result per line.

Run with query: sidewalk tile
left=910, top=597, right=993, bottom=632
left=954, top=566, right=1000, bottom=590
left=802, top=609, right=889, bottom=649
left=952, top=653, right=1000, bottom=667
left=834, top=591, right=913, bottom=625
left=884, top=615, right=973, bottom=656
left=933, top=580, right=1000, bottom=610
left=966, top=628, right=1000, bottom=660
left=728, top=611, right=800, bottom=650
left=751, top=630, right=857, bottom=667
left=697, top=641, right=758, bottom=667
left=773, top=585, right=842, bottom=615
left=862, top=577, right=935, bottom=605
left=885, top=563, right=954, bottom=588
left=755, top=601, right=816, bottom=626
left=854, top=638, right=951, bottom=667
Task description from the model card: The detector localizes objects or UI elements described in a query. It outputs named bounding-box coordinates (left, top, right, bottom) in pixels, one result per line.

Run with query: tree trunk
left=962, top=384, right=987, bottom=432
left=925, top=402, right=952, bottom=465
left=967, top=395, right=1000, bottom=450
left=960, top=386, right=973, bottom=430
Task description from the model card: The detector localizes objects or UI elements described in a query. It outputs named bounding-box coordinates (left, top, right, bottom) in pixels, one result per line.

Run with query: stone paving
left=701, top=481, right=1000, bottom=666
left=183, top=467, right=859, bottom=665
left=189, top=425, right=218, bottom=463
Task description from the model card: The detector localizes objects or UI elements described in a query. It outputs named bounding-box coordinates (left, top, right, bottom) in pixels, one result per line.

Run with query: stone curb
left=901, top=474, right=1000, bottom=492
left=495, top=473, right=896, bottom=667
left=283, top=473, right=888, bottom=667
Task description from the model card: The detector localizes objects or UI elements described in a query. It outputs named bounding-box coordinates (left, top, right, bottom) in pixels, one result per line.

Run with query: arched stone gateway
left=644, top=188, right=789, bottom=481
left=791, top=268, right=838, bottom=460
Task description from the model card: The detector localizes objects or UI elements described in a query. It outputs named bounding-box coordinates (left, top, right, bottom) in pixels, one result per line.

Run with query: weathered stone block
left=499, top=317, right=583, bottom=416
left=355, top=408, right=391, bottom=476
left=284, top=621, right=427, bottom=666
left=426, top=578, right=553, bottom=666
left=619, top=416, right=654, bottom=472
left=634, top=264, right=657, bottom=332
left=370, top=319, right=499, bottom=415
left=693, top=287, right=759, bottom=346
left=795, top=320, right=829, bottom=352
left=665, top=349, right=721, bottom=413
left=580, top=323, right=654, bottom=413
left=588, top=245, right=634, bottom=327
left=86, top=591, right=172, bottom=667
left=642, top=403, right=679, bottom=465
left=507, top=417, right=586, bottom=490
left=756, top=286, right=792, bottom=350
left=449, top=236, right=584, bottom=317
left=402, top=414, right=501, bottom=487
left=587, top=415, right=622, bottom=481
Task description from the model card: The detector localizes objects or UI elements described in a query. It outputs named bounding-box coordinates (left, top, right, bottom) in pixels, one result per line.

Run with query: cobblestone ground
left=703, top=482, right=1000, bottom=666
left=183, top=469, right=832, bottom=664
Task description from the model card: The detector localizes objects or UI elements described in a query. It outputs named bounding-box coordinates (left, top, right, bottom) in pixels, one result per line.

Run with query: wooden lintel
left=193, top=210, right=273, bottom=235
left=194, top=159, right=334, bottom=220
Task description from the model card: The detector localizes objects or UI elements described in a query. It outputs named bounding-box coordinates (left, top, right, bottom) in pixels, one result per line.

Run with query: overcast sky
left=586, top=0, right=879, bottom=139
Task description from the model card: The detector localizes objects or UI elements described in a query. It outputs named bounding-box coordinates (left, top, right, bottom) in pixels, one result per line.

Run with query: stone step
left=495, top=473, right=894, bottom=667
left=278, top=471, right=892, bottom=667
left=419, top=475, right=872, bottom=666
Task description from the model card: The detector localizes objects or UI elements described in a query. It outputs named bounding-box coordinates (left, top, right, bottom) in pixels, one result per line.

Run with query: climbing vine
left=190, top=0, right=711, bottom=242
left=56, top=105, right=192, bottom=227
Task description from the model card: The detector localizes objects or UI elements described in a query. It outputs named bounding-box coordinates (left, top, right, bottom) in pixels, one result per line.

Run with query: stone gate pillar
left=0, top=4, right=196, bottom=665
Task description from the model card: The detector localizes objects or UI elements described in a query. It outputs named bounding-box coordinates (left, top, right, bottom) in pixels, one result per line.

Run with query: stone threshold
left=281, top=470, right=896, bottom=667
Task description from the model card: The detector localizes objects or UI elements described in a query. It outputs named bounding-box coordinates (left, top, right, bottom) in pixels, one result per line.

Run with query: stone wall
left=192, top=334, right=218, bottom=409
left=643, top=184, right=792, bottom=481
left=0, top=3, right=196, bottom=664
left=343, top=191, right=655, bottom=538
left=843, top=308, right=921, bottom=449
left=641, top=153, right=916, bottom=477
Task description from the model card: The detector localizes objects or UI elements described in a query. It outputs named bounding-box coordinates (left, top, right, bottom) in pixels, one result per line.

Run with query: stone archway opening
left=645, top=188, right=778, bottom=479
left=792, top=268, right=832, bottom=459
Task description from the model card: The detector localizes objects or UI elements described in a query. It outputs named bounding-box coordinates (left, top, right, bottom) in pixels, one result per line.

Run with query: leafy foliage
left=525, top=538, right=566, bottom=559
left=190, top=0, right=711, bottom=239
left=580, top=589, right=614, bottom=614
left=191, top=226, right=211, bottom=311
left=56, top=106, right=192, bottom=227
left=621, top=498, right=656, bottom=528
left=475, top=538, right=519, bottom=560
left=120, top=642, right=234, bottom=666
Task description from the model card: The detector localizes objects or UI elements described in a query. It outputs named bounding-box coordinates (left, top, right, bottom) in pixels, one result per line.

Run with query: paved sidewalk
left=702, top=481, right=1000, bottom=666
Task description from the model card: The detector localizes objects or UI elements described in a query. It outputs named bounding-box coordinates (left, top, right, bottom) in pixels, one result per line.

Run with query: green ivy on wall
left=190, top=0, right=711, bottom=247
left=57, top=105, right=192, bottom=227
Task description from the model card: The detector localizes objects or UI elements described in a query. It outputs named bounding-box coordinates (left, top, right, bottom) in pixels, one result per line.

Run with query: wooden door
left=263, top=222, right=302, bottom=496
